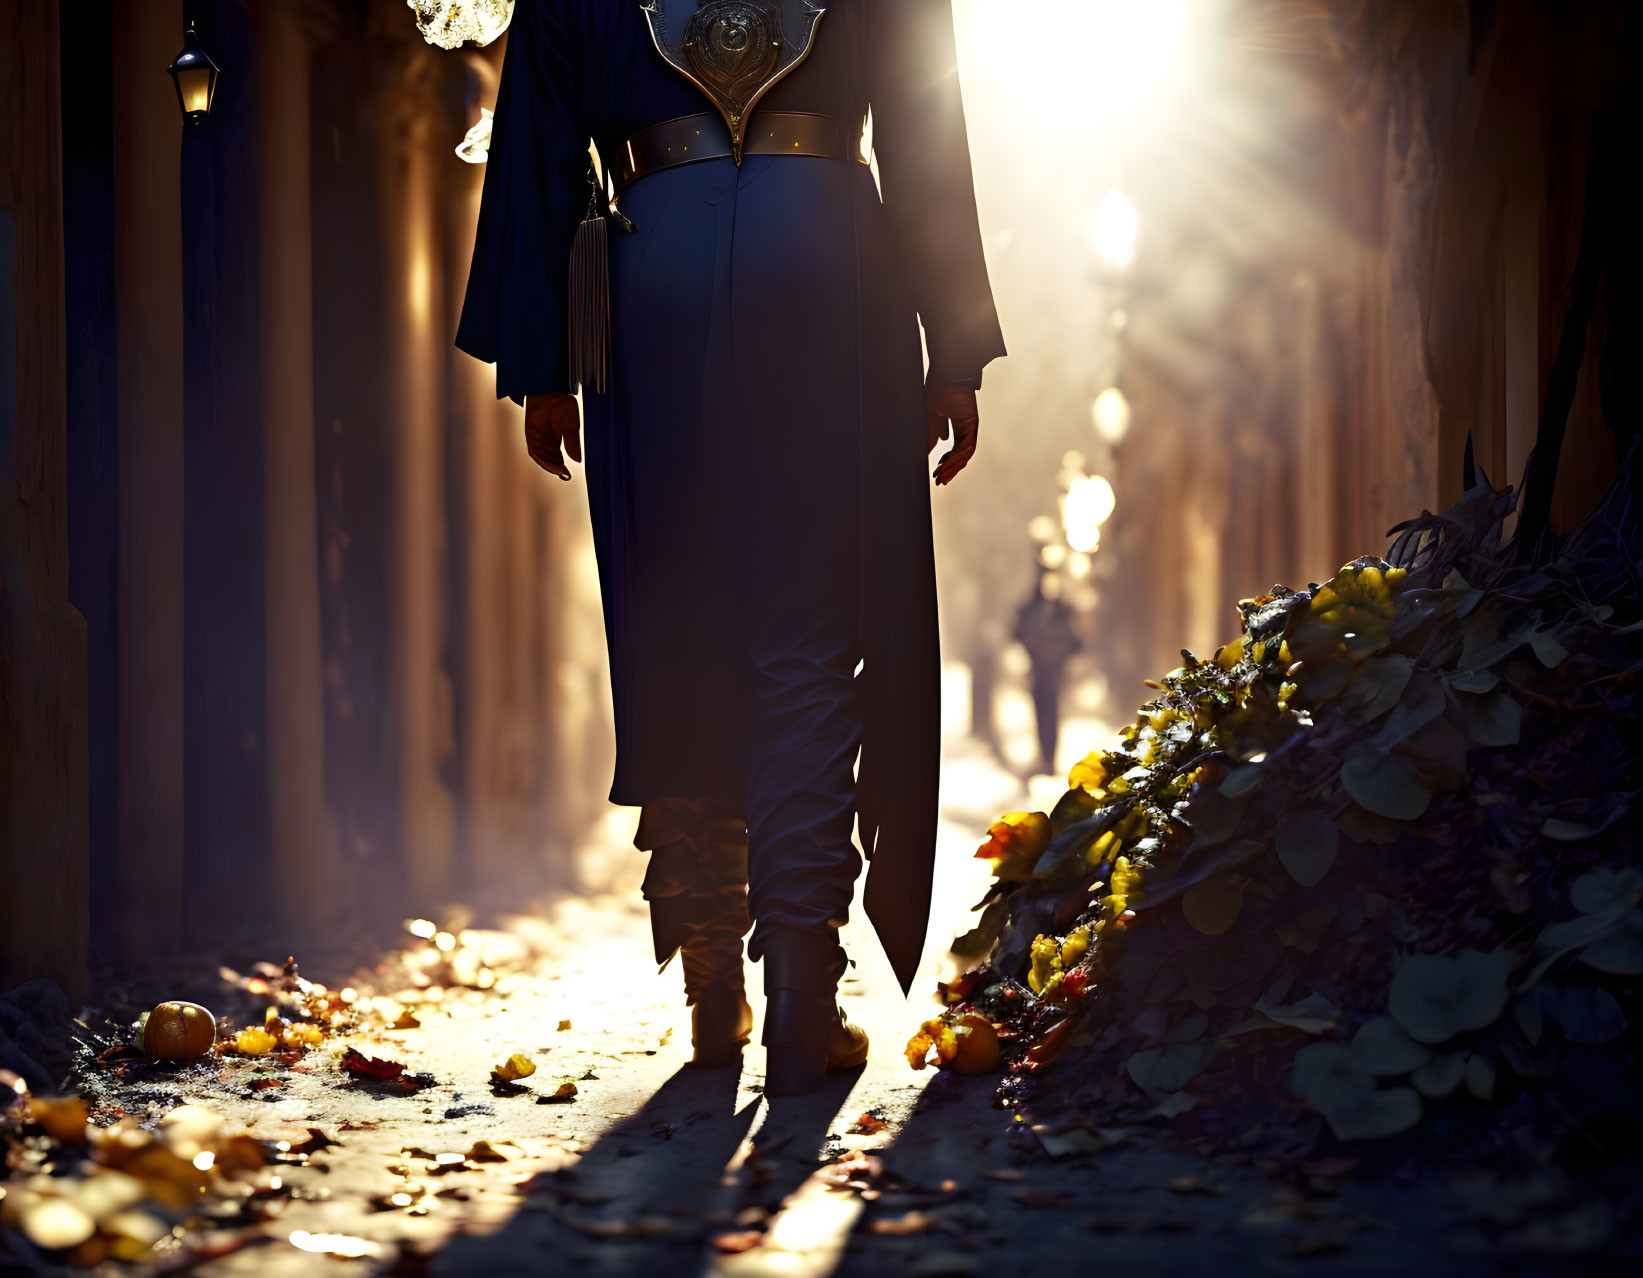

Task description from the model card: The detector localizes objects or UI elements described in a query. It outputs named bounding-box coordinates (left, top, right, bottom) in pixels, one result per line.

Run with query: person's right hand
left=927, top=381, right=980, bottom=486
left=524, top=393, right=582, bottom=481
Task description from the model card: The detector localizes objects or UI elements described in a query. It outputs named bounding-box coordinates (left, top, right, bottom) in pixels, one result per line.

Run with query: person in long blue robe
left=455, top=0, right=1004, bottom=1087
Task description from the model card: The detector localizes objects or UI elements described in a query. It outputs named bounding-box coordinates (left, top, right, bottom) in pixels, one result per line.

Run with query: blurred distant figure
left=1014, top=571, right=1081, bottom=776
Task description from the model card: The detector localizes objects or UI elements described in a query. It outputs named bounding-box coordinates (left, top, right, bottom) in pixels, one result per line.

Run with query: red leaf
left=342, top=1048, right=406, bottom=1080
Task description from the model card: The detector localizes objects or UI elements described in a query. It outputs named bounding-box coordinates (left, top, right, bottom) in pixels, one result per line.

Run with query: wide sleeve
left=454, top=0, right=588, bottom=405
left=868, top=0, right=1006, bottom=386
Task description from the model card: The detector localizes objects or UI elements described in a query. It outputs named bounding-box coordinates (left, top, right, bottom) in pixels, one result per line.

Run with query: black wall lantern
left=167, top=19, right=220, bottom=123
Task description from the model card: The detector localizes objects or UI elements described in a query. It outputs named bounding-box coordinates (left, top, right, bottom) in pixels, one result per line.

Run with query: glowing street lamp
left=1091, top=387, right=1132, bottom=444
left=1088, top=188, right=1138, bottom=272
left=1062, top=473, right=1115, bottom=554
left=167, top=19, right=220, bottom=124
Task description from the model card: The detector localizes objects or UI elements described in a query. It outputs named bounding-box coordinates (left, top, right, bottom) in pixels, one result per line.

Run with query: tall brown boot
left=637, top=800, right=753, bottom=1067
left=680, top=815, right=753, bottom=1066
left=761, top=926, right=869, bottom=1097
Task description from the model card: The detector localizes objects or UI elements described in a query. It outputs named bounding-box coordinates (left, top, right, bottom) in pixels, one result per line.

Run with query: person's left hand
left=927, top=381, right=980, bottom=486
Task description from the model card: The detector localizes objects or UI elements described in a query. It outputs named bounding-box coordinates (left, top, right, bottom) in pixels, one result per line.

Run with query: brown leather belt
left=610, top=111, right=867, bottom=190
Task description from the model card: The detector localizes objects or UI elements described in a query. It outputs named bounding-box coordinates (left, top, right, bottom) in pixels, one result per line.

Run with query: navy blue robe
left=456, top=0, right=1005, bottom=990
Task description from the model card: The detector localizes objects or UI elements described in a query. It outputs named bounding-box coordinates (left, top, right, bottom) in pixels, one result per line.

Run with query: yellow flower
left=1083, top=828, right=1120, bottom=869
left=974, top=811, right=1053, bottom=882
left=1289, top=560, right=1407, bottom=667
left=234, top=1026, right=277, bottom=1056
left=1059, top=924, right=1093, bottom=969
left=1068, top=751, right=1110, bottom=793
left=1214, top=638, right=1248, bottom=671
left=1027, top=933, right=1063, bottom=995
left=905, top=1017, right=957, bottom=1070
left=1098, top=855, right=1143, bottom=922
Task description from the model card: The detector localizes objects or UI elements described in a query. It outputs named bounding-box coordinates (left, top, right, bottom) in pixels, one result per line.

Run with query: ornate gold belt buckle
left=643, top=0, right=827, bottom=164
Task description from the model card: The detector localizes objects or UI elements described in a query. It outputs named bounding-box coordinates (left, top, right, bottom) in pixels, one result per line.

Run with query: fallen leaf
left=868, top=1210, right=943, bottom=1236
left=1009, top=1188, right=1075, bottom=1209
left=491, top=1053, right=537, bottom=1084
left=341, top=1048, right=405, bottom=1080
left=288, top=1128, right=338, bottom=1156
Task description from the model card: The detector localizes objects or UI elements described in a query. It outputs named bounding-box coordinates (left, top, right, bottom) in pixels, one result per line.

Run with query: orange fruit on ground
left=142, top=1001, right=217, bottom=1063
left=948, top=1013, right=1001, bottom=1075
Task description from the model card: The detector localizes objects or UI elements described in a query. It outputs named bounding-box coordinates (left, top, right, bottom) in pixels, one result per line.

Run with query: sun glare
left=1088, top=187, right=1140, bottom=270
left=965, top=0, right=1192, bottom=126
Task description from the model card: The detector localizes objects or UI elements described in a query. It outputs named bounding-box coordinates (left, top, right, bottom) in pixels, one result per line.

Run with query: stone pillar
left=111, top=0, right=186, bottom=969
left=383, top=38, right=455, bottom=903
left=1291, top=271, right=1338, bottom=581
left=443, top=47, right=522, bottom=892
left=0, top=0, right=89, bottom=995
left=255, top=0, right=341, bottom=926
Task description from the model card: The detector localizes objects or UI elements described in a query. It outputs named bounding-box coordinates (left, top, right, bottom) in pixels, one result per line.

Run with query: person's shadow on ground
left=426, top=1059, right=861, bottom=1276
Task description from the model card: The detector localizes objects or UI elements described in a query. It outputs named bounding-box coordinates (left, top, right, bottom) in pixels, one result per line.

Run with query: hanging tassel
left=568, top=210, right=609, bottom=394
left=568, top=161, right=635, bottom=396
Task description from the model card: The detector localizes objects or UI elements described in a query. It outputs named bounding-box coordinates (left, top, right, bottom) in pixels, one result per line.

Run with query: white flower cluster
left=407, top=0, right=514, bottom=50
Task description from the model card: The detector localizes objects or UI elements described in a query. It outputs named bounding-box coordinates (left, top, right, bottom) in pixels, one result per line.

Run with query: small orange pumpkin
left=142, top=1001, right=217, bottom=1063
left=949, top=1013, right=1002, bottom=1075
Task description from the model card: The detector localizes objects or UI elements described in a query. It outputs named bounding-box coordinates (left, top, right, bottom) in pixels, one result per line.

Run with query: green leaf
left=1291, top=1043, right=1372, bottom=1109
left=1326, top=1087, right=1422, bottom=1141
left=1536, top=894, right=1633, bottom=955
left=1580, top=924, right=1643, bottom=975
left=1291, top=1045, right=1421, bottom=1140
left=1348, top=1017, right=1433, bottom=1076
left=1149, top=1092, right=1198, bottom=1119
left=1219, top=764, right=1263, bottom=798
left=1185, top=791, right=1247, bottom=845
left=1411, top=1052, right=1465, bottom=1098
left=1031, top=812, right=1108, bottom=880
left=1336, top=803, right=1402, bottom=845
left=1048, top=787, right=1102, bottom=829
left=1275, top=899, right=1340, bottom=953
left=1253, top=990, right=1339, bottom=1033
left=1466, top=689, right=1522, bottom=747
left=1570, top=868, right=1642, bottom=914
left=1115, top=935, right=1167, bottom=997
left=1463, top=1054, right=1496, bottom=1101
left=1182, top=874, right=1244, bottom=936
left=1341, top=743, right=1430, bottom=820
left=1127, top=1042, right=1211, bottom=1098
left=1374, top=672, right=1447, bottom=748
left=1540, top=986, right=1627, bottom=1045
left=1540, top=818, right=1597, bottom=841
left=1275, top=809, right=1339, bottom=887
left=1388, top=949, right=1516, bottom=1044
left=1527, top=627, right=1569, bottom=668
left=1448, top=669, right=1500, bottom=694
left=1344, top=655, right=1414, bottom=722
